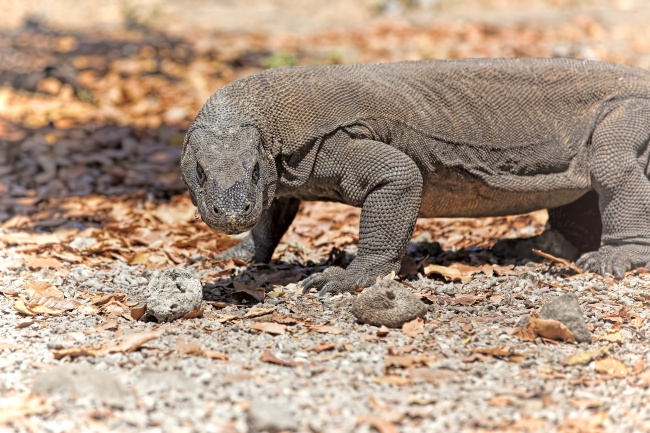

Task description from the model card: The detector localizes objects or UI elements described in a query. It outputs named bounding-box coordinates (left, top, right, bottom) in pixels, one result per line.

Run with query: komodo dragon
left=181, top=58, right=650, bottom=295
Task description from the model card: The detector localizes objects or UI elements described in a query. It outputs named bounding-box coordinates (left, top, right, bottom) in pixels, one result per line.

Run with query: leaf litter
left=2, top=1, right=650, bottom=432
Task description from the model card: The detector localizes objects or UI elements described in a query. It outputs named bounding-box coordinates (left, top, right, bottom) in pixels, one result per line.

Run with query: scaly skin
left=181, top=58, right=650, bottom=295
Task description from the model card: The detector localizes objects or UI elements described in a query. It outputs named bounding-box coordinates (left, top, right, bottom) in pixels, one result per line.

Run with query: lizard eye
left=196, top=163, right=206, bottom=185
left=251, top=162, right=260, bottom=186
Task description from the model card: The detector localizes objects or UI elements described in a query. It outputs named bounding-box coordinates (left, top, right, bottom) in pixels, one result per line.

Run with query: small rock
left=351, top=279, right=427, bottom=328
left=31, top=364, right=132, bottom=408
left=145, top=268, right=203, bottom=322
left=246, top=399, right=298, bottom=433
left=539, top=293, right=591, bottom=343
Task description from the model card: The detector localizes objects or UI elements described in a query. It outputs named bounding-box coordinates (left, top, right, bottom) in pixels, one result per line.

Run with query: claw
left=301, top=273, right=325, bottom=295
left=318, top=282, right=338, bottom=298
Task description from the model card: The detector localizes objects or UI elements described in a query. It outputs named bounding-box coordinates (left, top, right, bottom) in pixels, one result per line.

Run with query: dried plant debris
left=3, top=1, right=650, bottom=432
left=351, top=279, right=427, bottom=328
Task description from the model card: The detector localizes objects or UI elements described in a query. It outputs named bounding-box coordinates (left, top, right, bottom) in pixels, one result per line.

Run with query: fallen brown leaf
left=562, top=345, right=611, bottom=366
left=532, top=248, right=582, bottom=273
left=424, top=264, right=473, bottom=282
left=357, top=415, right=399, bottom=433
left=384, top=354, right=432, bottom=368
left=259, top=350, right=301, bottom=367
left=23, top=256, right=64, bottom=270
left=594, top=357, right=628, bottom=378
left=130, top=304, right=147, bottom=320
left=473, top=346, right=526, bottom=362
left=309, top=342, right=337, bottom=353
left=0, top=394, right=54, bottom=424
left=175, top=336, right=203, bottom=355
left=204, top=350, right=229, bottom=361
left=182, top=308, right=203, bottom=319
left=453, top=293, right=484, bottom=306
left=402, top=318, right=425, bottom=337
left=244, top=322, right=287, bottom=335
left=109, top=328, right=163, bottom=352
left=372, top=375, right=412, bottom=386
left=594, top=331, right=624, bottom=343
left=514, top=313, right=575, bottom=343
left=310, top=325, right=343, bottom=335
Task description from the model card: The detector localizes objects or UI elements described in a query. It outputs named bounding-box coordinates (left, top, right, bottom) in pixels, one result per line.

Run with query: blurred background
left=0, top=0, right=647, bottom=221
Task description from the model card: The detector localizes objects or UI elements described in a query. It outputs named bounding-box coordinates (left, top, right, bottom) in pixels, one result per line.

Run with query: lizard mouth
left=197, top=202, right=257, bottom=235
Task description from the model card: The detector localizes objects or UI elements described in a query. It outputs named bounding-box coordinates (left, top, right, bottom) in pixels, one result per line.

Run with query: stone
left=31, top=364, right=132, bottom=408
left=351, top=279, right=427, bottom=328
left=246, top=398, right=298, bottom=433
left=145, top=268, right=203, bottom=322
left=539, top=293, right=592, bottom=343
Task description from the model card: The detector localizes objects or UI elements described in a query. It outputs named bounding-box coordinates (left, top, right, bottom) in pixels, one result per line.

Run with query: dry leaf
left=271, top=311, right=299, bottom=325
left=97, top=319, right=119, bottom=331
left=402, top=318, right=425, bottom=337
left=130, top=304, right=147, bottom=320
left=23, top=256, right=64, bottom=270
left=243, top=306, right=276, bottom=318
left=473, top=346, right=522, bottom=359
left=204, top=350, right=229, bottom=361
left=310, top=325, right=343, bottom=335
left=14, top=298, right=66, bottom=316
left=0, top=394, right=54, bottom=423
left=175, top=336, right=203, bottom=355
left=424, top=264, right=473, bottom=282
left=569, top=398, right=602, bottom=409
left=561, top=345, right=611, bottom=366
left=637, top=369, right=650, bottom=387
left=594, top=357, right=628, bottom=378
left=377, top=325, right=390, bottom=337
left=52, top=346, right=103, bottom=359
left=182, top=308, right=204, bottom=319
left=259, top=350, right=301, bottom=367
left=24, top=281, right=63, bottom=299
left=488, top=396, right=518, bottom=407
left=244, top=322, right=287, bottom=335
left=532, top=248, right=582, bottom=272
left=534, top=316, right=575, bottom=342
left=453, top=293, right=484, bottom=306
left=104, top=328, right=165, bottom=353
left=309, top=342, right=337, bottom=353
left=384, top=354, right=431, bottom=368
left=595, top=331, right=624, bottom=343
left=372, top=375, right=411, bottom=386
left=357, top=415, right=399, bottom=433
left=514, top=313, right=575, bottom=343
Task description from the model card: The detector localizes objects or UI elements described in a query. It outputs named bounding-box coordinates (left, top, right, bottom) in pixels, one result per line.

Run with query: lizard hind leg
left=575, top=100, right=650, bottom=277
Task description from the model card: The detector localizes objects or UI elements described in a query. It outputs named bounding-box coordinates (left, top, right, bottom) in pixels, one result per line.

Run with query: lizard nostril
left=212, top=204, right=220, bottom=214
left=244, top=203, right=252, bottom=213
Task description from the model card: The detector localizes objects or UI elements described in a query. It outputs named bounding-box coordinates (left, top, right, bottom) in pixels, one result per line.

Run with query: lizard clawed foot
left=301, top=266, right=370, bottom=297
left=576, top=244, right=650, bottom=278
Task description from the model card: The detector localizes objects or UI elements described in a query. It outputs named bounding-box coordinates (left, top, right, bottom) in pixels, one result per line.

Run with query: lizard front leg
left=215, top=197, right=300, bottom=263
left=301, top=134, right=423, bottom=295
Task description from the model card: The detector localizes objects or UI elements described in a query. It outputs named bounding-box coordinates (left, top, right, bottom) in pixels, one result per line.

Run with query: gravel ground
left=2, top=241, right=650, bottom=432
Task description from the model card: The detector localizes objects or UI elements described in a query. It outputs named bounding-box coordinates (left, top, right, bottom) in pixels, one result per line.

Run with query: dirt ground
left=2, top=1, right=650, bottom=432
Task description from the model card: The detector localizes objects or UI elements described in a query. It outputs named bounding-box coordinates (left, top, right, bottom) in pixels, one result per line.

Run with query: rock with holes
left=351, top=279, right=427, bottom=328
left=145, top=268, right=203, bottom=322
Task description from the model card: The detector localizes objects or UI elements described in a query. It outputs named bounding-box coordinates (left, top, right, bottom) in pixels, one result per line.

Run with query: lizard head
left=181, top=124, right=275, bottom=235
